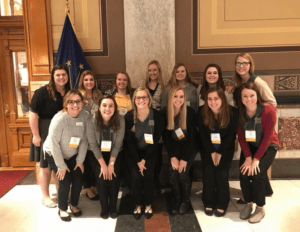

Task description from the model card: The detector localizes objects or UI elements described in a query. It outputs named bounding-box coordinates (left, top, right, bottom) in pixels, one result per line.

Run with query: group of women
left=29, top=53, right=279, bottom=224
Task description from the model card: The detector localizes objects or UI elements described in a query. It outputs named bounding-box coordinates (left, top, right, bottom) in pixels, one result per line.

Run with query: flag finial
left=65, top=0, right=70, bottom=14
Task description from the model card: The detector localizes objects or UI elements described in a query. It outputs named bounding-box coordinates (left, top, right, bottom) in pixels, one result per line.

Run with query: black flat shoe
left=171, top=200, right=181, bottom=215
left=70, top=207, right=82, bottom=217
left=204, top=207, right=214, bottom=216
left=144, top=206, right=153, bottom=219
left=133, top=206, right=143, bottom=220
left=110, top=209, right=119, bottom=219
left=179, top=202, right=189, bottom=215
left=100, top=212, right=109, bottom=219
left=58, top=210, right=71, bottom=222
left=86, top=192, right=99, bottom=201
left=214, top=209, right=226, bottom=217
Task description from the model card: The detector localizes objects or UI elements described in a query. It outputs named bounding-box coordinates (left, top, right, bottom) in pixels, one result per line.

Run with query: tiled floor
left=1, top=172, right=300, bottom=232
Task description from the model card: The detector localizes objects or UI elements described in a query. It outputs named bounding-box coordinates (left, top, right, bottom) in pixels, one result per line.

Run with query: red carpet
left=0, top=170, right=31, bottom=198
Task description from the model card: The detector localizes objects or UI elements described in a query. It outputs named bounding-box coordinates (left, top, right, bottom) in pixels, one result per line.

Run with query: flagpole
left=65, top=0, right=76, bottom=33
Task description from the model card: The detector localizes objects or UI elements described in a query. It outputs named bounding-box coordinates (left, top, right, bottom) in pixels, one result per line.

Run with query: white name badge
left=186, top=101, right=190, bottom=106
left=245, top=130, right=256, bottom=142
left=69, top=137, right=80, bottom=148
left=119, top=109, right=128, bottom=116
left=211, top=133, right=221, bottom=144
left=175, top=128, right=185, bottom=140
left=144, top=133, right=154, bottom=144
left=101, top=141, right=112, bottom=152
left=76, top=122, right=83, bottom=126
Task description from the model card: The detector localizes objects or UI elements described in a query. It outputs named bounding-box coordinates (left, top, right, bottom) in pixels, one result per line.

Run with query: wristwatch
left=109, top=161, right=115, bottom=166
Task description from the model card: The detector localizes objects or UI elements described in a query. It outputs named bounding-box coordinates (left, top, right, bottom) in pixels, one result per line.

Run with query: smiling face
left=175, top=66, right=187, bottom=82
left=205, top=67, right=219, bottom=84
left=148, top=64, right=159, bottom=81
left=66, top=94, right=83, bottom=117
left=134, top=90, right=149, bottom=110
left=83, top=74, right=95, bottom=91
left=100, top=98, right=115, bottom=123
left=241, top=88, right=257, bottom=109
left=236, top=56, right=251, bottom=77
left=54, top=69, right=68, bottom=89
left=173, top=89, right=185, bottom=110
left=207, top=91, right=222, bottom=114
left=116, top=73, right=128, bottom=91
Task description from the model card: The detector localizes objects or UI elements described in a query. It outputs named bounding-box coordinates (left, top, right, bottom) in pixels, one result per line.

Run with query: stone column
left=124, top=0, right=175, bottom=86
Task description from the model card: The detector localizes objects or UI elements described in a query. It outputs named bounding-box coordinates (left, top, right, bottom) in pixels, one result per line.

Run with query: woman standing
left=44, top=90, right=90, bottom=222
left=124, top=88, right=165, bottom=219
left=238, top=82, right=279, bottom=223
left=86, top=95, right=125, bottom=219
left=198, top=64, right=234, bottom=107
left=197, top=88, right=239, bottom=217
left=161, top=63, right=198, bottom=113
left=78, top=70, right=102, bottom=201
left=232, top=53, right=276, bottom=198
left=162, top=87, right=197, bottom=215
left=29, top=65, right=71, bottom=207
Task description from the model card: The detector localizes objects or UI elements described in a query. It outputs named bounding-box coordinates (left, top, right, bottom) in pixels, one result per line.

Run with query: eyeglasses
left=68, top=100, right=82, bottom=105
left=135, top=96, right=148, bottom=101
left=236, top=62, right=250, bottom=66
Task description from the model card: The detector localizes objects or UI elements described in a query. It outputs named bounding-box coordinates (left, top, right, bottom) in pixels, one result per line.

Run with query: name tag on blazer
left=245, top=130, right=256, bottom=142
left=144, top=134, right=154, bottom=144
left=76, top=122, right=83, bottom=126
left=69, top=137, right=80, bottom=148
left=211, top=133, right=221, bottom=144
left=175, top=128, right=185, bottom=140
left=101, top=141, right=112, bottom=152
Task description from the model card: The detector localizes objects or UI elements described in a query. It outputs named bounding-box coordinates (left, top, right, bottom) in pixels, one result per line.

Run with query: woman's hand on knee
left=100, top=164, right=109, bottom=180
left=240, top=157, right=253, bottom=176
left=137, top=160, right=146, bottom=176
left=251, top=158, right=260, bottom=175
left=178, top=160, right=187, bottom=173
left=170, top=157, right=179, bottom=170
left=108, top=165, right=116, bottom=180
left=56, top=168, right=70, bottom=180
left=74, top=163, right=84, bottom=174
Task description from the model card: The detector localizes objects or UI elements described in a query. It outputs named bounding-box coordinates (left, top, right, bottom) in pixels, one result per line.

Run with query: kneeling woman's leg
left=109, top=153, right=121, bottom=212
left=69, top=156, right=83, bottom=209
left=128, top=157, right=143, bottom=207
left=143, top=154, right=157, bottom=207
left=239, top=151, right=254, bottom=204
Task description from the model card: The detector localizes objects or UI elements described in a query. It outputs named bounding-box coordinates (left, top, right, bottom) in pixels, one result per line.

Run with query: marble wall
left=124, top=0, right=175, bottom=86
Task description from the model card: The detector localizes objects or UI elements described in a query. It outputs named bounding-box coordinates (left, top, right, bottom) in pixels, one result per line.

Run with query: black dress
left=29, top=85, right=64, bottom=168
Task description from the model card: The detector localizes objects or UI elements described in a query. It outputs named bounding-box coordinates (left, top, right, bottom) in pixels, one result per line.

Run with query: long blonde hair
left=234, top=53, right=255, bottom=88
left=167, top=86, right=187, bottom=130
left=131, top=87, right=153, bottom=132
left=78, top=70, right=101, bottom=103
left=143, top=60, right=164, bottom=90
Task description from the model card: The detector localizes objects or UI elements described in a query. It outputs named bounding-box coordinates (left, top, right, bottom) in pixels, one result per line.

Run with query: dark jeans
left=169, top=149, right=197, bottom=203
left=86, top=150, right=121, bottom=213
left=201, top=150, right=234, bottom=210
left=128, top=148, right=157, bottom=206
left=239, top=145, right=277, bottom=207
left=46, top=153, right=83, bottom=211
left=83, top=153, right=96, bottom=189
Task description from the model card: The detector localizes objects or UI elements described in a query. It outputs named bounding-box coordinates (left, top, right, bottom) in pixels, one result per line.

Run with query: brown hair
left=166, top=86, right=187, bottom=130
left=200, top=64, right=225, bottom=100
left=144, top=60, right=164, bottom=90
left=78, top=70, right=101, bottom=104
left=62, top=89, right=84, bottom=112
left=95, top=95, right=120, bottom=132
left=47, top=65, right=71, bottom=100
left=234, top=53, right=255, bottom=88
left=131, top=87, right=152, bottom=132
left=202, top=87, right=230, bottom=130
left=166, top=63, right=198, bottom=89
left=114, top=71, right=133, bottom=94
left=238, top=82, right=266, bottom=125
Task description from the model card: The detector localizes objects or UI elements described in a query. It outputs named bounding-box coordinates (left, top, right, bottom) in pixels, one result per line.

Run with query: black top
left=148, top=83, right=158, bottom=97
left=30, top=85, right=64, bottom=120
left=162, top=106, right=197, bottom=161
left=124, top=109, right=165, bottom=163
left=197, top=106, right=239, bottom=156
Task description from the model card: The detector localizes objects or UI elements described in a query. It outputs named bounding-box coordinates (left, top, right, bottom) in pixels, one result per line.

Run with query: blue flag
left=55, top=14, right=91, bottom=89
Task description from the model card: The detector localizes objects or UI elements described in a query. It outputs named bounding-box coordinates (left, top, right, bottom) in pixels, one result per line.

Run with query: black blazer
left=162, top=106, right=197, bottom=161
left=197, top=106, right=239, bottom=160
left=124, top=109, right=165, bottom=163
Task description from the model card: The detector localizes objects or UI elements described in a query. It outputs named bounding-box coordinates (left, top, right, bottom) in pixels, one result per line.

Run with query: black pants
left=128, top=148, right=157, bottom=206
left=86, top=150, right=121, bottom=213
left=239, top=145, right=277, bottom=207
left=83, top=152, right=96, bottom=189
left=46, top=153, right=83, bottom=211
left=169, top=149, right=197, bottom=203
left=201, top=150, right=234, bottom=210
left=120, top=142, right=132, bottom=190
left=154, top=143, right=163, bottom=189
